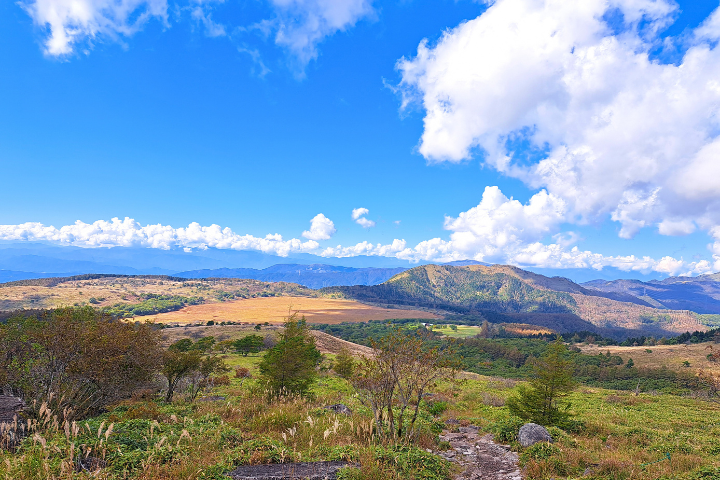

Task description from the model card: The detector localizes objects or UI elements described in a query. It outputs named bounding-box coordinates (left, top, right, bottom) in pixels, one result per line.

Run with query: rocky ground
left=438, top=426, right=522, bottom=480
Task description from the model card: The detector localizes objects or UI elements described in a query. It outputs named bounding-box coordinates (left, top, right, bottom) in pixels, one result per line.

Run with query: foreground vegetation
left=1, top=308, right=719, bottom=480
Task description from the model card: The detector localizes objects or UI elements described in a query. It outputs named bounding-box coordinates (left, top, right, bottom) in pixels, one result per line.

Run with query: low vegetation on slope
left=0, top=275, right=312, bottom=314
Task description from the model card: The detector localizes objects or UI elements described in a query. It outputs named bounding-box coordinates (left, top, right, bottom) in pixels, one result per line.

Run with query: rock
left=518, top=423, right=553, bottom=447
left=459, top=425, right=479, bottom=434
left=324, top=404, right=352, bottom=415
left=226, top=461, right=356, bottom=479
left=75, top=456, right=107, bottom=472
left=0, top=396, right=24, bottom=424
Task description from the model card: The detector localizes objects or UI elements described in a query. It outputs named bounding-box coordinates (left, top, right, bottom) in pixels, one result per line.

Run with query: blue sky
left=2, top=0, right=720, bottom=277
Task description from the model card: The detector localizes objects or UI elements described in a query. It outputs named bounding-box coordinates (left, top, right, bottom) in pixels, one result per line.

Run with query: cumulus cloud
left=268, top=0, right=374, bottom=72
left=321, top=239, right=406, bottom=258
left=302, top=213, right=336, bottom=240
left=0, top=217, right=320, bottom=257
left=396, top=0, right=720, bottom=241
left=22, top=0, right=168, bottom=56
left=351, top=207, right=375, bottom=228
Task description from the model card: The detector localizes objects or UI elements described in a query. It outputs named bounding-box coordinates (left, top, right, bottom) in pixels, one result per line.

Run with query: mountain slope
left=174, top=264, right=407, bottom=288
left=321, top=264, right=704, bottom=337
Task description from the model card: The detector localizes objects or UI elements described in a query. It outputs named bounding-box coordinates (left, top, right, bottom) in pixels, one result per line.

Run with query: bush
left=333, top=347, right=356, bottom=379
left=338, top=445, right=451, bottom=480
left=520, top=442, right=561, bottom=465
left=689, top=466, right=720, bottom=480
left=0, top=307, right=163, bottom=419
left=235, top=367, right=251, bottom=378
left=427, top=401, right=449, bottom=416
left=489, top=416, right=525, bottom=443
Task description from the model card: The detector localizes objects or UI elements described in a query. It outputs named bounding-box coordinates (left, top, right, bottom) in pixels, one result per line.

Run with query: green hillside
left=320, top=264, right=705, bottom=337
left=321, top=264, right=577, bottom=314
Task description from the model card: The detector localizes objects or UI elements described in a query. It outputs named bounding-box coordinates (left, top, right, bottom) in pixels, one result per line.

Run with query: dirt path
left=438, top=427, right=522, bottom=480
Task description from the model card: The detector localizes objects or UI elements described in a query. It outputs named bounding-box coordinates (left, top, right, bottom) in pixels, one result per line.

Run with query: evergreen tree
left=259, top=314, right=322, bottom=399
left=507, top=337, right=576, bottom=427
left=333, top=347, right=355, bottom=379
left=233, top=334, right=265, bottom=356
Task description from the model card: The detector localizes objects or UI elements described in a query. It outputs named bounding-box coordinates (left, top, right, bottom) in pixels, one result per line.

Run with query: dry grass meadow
left=148, top=296, right=439, bottom=325
left=580, top=342, right=720, bottom=375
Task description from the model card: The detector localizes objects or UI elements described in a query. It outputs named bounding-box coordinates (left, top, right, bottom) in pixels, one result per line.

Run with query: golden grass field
left=580, top=342, right=720, bottom=374
left=148, top=296, right=439, bottom=325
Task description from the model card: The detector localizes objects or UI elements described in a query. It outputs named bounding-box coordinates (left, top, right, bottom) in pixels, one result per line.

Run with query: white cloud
left=268, top=0, right=374, bottom=72
left=191, top=5, right=226, bottom=37
left=351, top=207, right=375, bottom=228
left=396, top=0, right=720, bottom=241
left=0, top=217, right=319, bottom=257
left=302, top=213, right=336, bottom=240
left=22, top=0, right=168, bottom=56
left=351, top=207, right=368, bottom=220
left=321, top=239, right=406, bottom=258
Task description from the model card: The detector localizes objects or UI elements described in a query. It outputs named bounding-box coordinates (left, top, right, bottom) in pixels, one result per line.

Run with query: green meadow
left=3, top=350, right=719, bottom=480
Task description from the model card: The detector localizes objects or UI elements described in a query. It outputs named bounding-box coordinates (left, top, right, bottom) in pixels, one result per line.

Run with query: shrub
left=341, top=445, right=451, bottom=480
left=333, top=347, right=356, bottom=379
left=211, top=375, right=231, bottom=386
left=690, top=466, right=720, bottom=479
left=520, top=442, right=561, bottom=465
left=0, top=307, right=163, bottom=418
left=235, top=367, right=252, bottom=378
left=427, top=401, right=449, bottom=416
left=489, top=416, right=525, bottom=443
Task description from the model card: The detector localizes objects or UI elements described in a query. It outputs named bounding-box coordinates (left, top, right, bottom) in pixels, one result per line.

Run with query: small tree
left=162, top=349, right=202, bottom=403
left=188, top=355, right=229, bottom=401
left=258, top=313, right=321, bottom=399
left=507, top=337, right=576, bottom=427
left=351, top=328, right=459, bottom=440
left=233, top=334, right=265, bottom=356
left=333, top=347, right=355, bottom=379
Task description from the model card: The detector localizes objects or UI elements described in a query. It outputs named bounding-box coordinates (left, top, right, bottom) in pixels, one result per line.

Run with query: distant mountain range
left=583, top=274, right=720, bottom=314
left=0, top=242, right=414, bottom=284
left=175, top=264, right=408, bottom=289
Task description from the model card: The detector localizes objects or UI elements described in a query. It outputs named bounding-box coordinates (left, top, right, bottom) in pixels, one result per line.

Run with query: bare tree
left=351, top=328, right=459, bottom=441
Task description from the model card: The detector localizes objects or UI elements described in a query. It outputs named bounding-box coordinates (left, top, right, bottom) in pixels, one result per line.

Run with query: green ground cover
left=2, top=350, right=719, bottom=480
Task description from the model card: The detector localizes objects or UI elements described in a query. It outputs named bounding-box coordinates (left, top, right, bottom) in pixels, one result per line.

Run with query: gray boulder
left=518, top=423, right=553, bottom=447
left=324, top=404, right=352, bottom=415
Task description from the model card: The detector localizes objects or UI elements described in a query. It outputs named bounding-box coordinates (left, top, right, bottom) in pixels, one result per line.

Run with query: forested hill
left=320, top=264, right=705, bottom=337
left=321, top=264, right=578, bottom=314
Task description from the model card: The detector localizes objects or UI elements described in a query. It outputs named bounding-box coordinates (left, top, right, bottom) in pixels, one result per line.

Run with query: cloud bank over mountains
left=0, top=204, right=714, bottom=277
